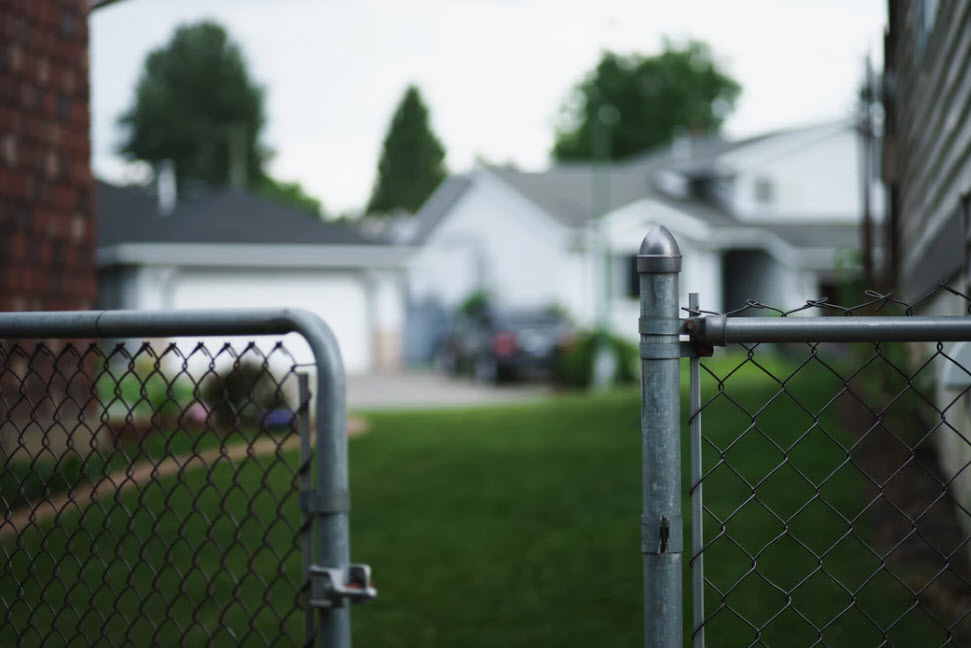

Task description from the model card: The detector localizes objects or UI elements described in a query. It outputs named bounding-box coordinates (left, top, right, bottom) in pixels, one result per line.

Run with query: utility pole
left=591, top=102, right=619, bottom=390
left=860, top=55, right=875, bottom=287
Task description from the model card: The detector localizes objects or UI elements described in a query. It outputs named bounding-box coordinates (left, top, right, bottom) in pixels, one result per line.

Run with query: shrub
left=555, top=330, right=638, bottom=388
left=458, top=291, right=490, bottom=317
left=201, top=358, right=290, bottom=426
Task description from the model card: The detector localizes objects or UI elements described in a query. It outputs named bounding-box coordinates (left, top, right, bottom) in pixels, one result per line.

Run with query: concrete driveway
left=346, top=370, right=555, bottom=411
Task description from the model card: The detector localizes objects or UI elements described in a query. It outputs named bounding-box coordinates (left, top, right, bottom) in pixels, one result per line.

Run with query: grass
left=0, top=352, right=946, bottom=646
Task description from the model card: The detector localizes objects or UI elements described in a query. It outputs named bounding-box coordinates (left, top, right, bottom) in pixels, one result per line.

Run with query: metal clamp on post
left=309, top=564, right=377, bottom=609
left=681, top=317, right=716, bottom=358
left=299, top=489, right=350, bottom=515
left=638, top=314, right=715, bottom=360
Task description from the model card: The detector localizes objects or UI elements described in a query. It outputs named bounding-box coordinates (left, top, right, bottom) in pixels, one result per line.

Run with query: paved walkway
left=1, top=418, right=367, bottom=540
left=346, top=370, right=554, bottom=410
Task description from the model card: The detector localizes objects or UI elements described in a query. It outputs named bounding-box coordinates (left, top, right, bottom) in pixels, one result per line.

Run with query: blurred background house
left=882, top=0, right=971, bottom=537
left=0, top=1, right=96, bottom=312
left=0, top=0, right=98, bottom=458
left=97, top=179, right=410, bottom=374
left=405, top=121, right=879, bottom=363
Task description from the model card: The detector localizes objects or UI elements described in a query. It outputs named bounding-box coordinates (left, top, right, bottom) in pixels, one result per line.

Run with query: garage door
left=171, top=268, right=372, bottom=373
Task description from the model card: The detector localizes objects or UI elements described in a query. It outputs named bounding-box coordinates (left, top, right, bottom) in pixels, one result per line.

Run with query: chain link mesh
left=690, top=283, right=971, bottom=647
left=0, top=338, right=311, bottom=646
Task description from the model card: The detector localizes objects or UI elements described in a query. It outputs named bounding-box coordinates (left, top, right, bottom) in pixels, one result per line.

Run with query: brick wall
left=0, top=0, right=96, bottom=311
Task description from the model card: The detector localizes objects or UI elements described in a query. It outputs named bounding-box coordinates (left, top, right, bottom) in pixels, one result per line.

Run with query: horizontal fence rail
left=695, top=315, right=971, bottom=345
left=0, top=308, right=364, bottom=648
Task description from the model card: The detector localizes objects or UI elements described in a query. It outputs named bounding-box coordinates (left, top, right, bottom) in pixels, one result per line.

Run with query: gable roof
left=97, top=181, right=373, bottom=248
left=407, top=175, right=473, bottom=244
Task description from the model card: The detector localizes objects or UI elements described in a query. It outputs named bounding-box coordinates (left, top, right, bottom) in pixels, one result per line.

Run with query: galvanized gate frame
left=0, top=308, right=374, bottom=648
left=637, top=225, right=971, bottom=648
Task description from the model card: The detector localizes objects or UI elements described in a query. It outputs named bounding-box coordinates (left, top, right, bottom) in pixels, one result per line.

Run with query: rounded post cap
left=638, top=225, right=681, bottom=257
left=637, top=225, right=681, bottom=273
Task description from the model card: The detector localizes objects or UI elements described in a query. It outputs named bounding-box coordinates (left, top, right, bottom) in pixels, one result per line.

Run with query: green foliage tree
left=552, top=41, right=741, bottom=161
left=118, top=20, right=266, bottom=187
left=119, top=20, right=326, bottom=216
left=256, top=177, right=323, bottom=216
left=366, top=85, right=447, bottom=215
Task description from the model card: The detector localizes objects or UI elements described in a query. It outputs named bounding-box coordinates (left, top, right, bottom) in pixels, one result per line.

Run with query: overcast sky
left=90, top=0, right=887, bottom=214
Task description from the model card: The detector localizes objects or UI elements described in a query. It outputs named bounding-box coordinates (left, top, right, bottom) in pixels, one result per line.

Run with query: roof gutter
left=97, top=242, right=416, bottom=270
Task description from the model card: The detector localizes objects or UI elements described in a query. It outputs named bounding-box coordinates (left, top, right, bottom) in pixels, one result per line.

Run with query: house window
left=754, top=177, right=774, bottom=204
left=626, top=255, right=639, bottom=299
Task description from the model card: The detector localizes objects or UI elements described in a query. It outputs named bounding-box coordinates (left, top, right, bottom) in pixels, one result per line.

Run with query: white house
left=97, top=181, right=410, bottom=375
left=406, top=121, right=881, bottom=353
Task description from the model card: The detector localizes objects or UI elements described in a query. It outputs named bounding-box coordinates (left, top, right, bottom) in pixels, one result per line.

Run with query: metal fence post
left=637, top=226, right=683, bottom=648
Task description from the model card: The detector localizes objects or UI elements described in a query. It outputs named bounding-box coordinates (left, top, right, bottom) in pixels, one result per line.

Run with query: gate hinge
left=309, top=564, right=377, bottom=608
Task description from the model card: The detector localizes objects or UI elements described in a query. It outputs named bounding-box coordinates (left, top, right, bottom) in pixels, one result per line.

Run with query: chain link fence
left=688, top=285, right=971, bottom=647
left=637, top=226, right=971, bottom=648
left=0, top=338, right=308, bottom=645
left=0, top=309, right=365, bottom=647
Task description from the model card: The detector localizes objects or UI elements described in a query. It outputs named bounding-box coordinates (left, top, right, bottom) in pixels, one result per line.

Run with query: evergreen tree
left=367, top=86, right=447, bottom=214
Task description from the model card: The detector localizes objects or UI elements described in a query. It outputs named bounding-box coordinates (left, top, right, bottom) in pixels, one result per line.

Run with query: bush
left=201, top=358, right=290, bottom=426
left=555, top=330, right=638, bottom=388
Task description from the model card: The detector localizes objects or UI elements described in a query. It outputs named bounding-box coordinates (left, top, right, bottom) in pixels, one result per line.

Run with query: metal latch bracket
left=309, top=564, right=377, bottom=608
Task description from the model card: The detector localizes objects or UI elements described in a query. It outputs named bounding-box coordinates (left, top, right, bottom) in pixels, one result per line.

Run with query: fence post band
left=300, top=490, right=351, bottom=515
left=638, top=318, right=685, bottom=335
left=637, top=225, right=684, bottom=648
left=637, top=256, right=682, bottom=273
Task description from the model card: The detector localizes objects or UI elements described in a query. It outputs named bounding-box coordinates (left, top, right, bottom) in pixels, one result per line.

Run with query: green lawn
left=0, top=352, right=944, bottom=646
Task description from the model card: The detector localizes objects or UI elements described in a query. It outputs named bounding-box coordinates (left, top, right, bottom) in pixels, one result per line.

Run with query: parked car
left=434, top=308, right=573, bottom=383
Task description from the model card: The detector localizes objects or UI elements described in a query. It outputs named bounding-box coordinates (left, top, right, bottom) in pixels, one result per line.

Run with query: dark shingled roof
left=409, top=123, right=861, bottom=254
left=97, top=181, right=373, bottom=247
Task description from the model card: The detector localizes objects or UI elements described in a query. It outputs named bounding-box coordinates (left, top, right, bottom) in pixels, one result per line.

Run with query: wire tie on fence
left=300, top=489, right=350, bottom=514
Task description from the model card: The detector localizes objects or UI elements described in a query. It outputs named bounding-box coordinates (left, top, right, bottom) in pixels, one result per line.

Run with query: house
left=97, top=180, right=410, bottom=374
left=406, top=121, right=877, bottom=359
left=0, top=1, right=96, bottom=312
left=882, top=1, right=971, bottom=536
left=882, top=1, right=970, bottom=306
left=0, top=1, right=98, bottom=460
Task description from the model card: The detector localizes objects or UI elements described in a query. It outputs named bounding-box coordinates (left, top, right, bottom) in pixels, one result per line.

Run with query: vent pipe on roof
left=157, top=159, right=177, bottom=215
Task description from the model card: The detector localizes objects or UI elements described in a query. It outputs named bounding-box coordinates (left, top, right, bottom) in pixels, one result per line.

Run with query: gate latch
left=309, top=564, right=377, bottom=608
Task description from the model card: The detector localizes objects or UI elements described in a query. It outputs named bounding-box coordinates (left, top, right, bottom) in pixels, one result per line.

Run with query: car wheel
left=474, top=356, right=499, bottom=384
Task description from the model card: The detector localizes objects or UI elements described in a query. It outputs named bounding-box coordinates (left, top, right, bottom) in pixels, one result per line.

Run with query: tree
left=257, top=177, right=324, bottom=216
left=366, top=85, right=447, bottom=215
left=118, top=21, right=267, bottom=187
left=552, top=41, right=741, bottom=161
